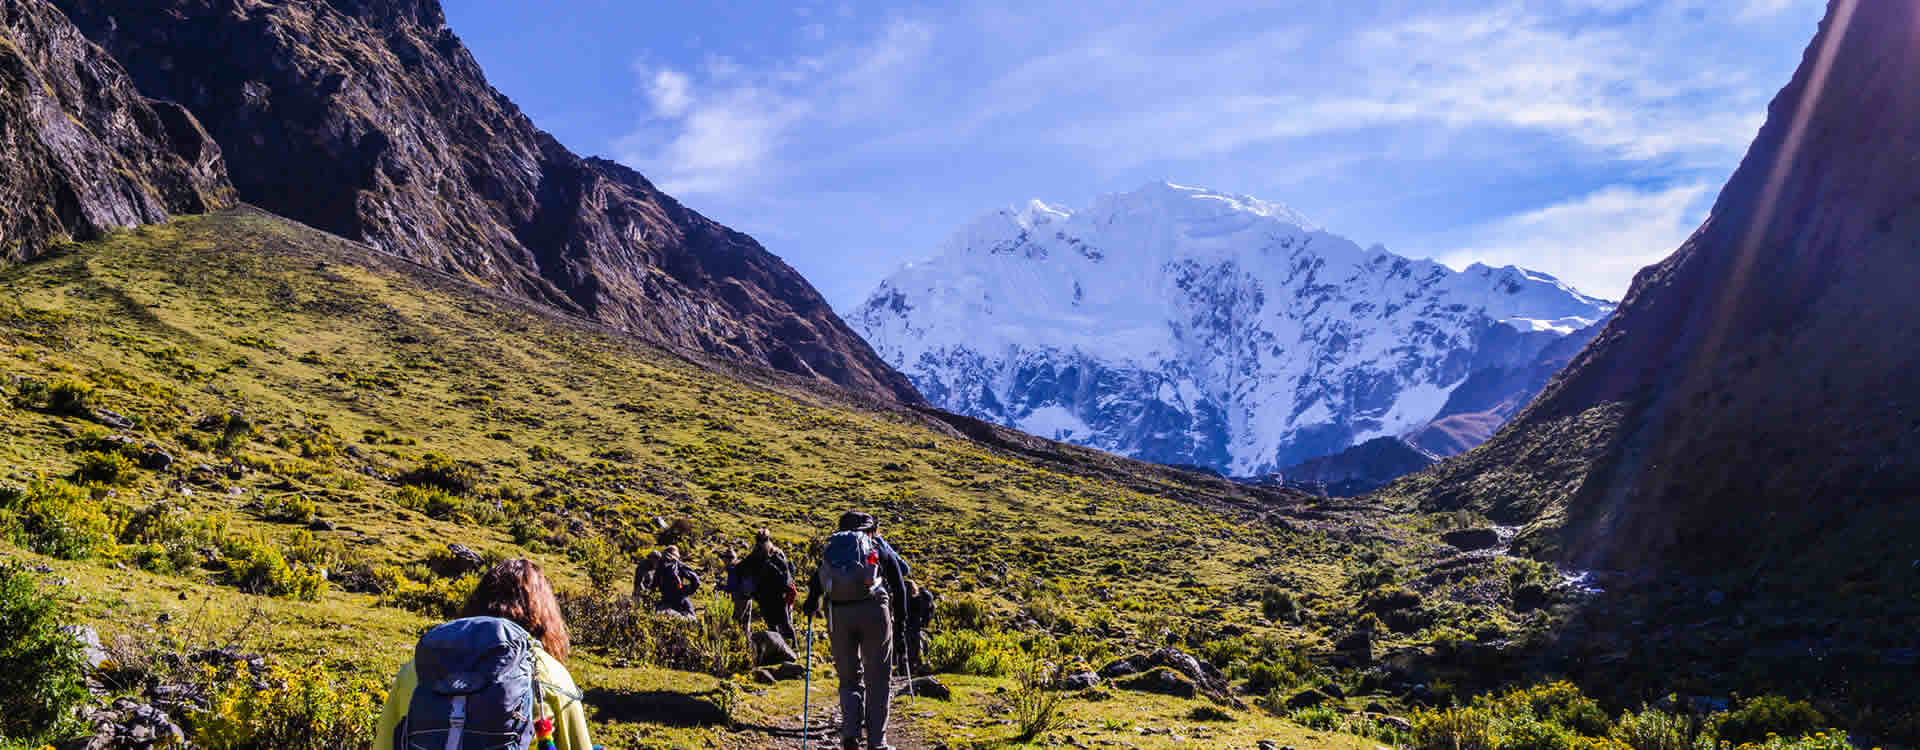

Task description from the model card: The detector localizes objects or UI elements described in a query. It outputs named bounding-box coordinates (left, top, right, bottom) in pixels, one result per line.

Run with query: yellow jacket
left=373, top=647, right=594, bottom=750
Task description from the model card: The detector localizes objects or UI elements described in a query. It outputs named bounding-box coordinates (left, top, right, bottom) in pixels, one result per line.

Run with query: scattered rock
left=1381, top=716, right=1413, bottom=732
left=1056, top=670, right=1101, bottom=691
left=307, top=518, right=336, bottom=532
left=91, top=409, right=134, bottom=430
left=1286, top=688, right=1334, bottom=709
left=61, top=625, right=109, bottom=669
left=1114, top=667, right=1196, bottom=698
left=434, top=544, right=487, bottom=577
left=139, top=444, right=174, bottom=471
left=65, top=698, right=186, bottom=750
left=1441, top=528, right=1501, bottom=552
left=901, top=676, right=951, bottom=700
left=752, top=668, right=776, bottom=685
left=769, top=662, right=810, bottom=681
left=750, top=630, right=797, bottom=666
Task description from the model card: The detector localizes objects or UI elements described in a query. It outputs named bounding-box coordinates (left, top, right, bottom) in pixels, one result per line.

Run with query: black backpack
left=395, top=617, right=541, bottom=750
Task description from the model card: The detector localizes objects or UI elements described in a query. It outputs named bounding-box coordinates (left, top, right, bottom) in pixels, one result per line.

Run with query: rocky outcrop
left=1274, top=436, right=1438, bottom=497
left=0, top=0, right=232, bottom=265
left=1385, top=0, right=1920, bottom=577
left=49, top=0, right=920, bottom=404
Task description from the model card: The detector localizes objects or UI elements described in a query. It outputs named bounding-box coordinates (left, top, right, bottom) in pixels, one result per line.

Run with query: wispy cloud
left=1439, top=182, right=1715, bottom=300
left=600, top=0, right=1823, bottom=308
left=616, top=19, right=934, bottom=196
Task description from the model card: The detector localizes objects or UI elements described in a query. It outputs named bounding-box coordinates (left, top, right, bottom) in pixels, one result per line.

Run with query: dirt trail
left=728, top=675, right=935, bottom=750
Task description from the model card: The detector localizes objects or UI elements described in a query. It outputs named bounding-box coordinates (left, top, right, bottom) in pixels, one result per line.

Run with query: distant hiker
left=901, top=579, right=937, bottom=673
left=653, top=545, right=702, bottom=617
left=633, top=549, right=663, bottom=603
left=739, top=528, right=796, bottom=641
left=374, top=558, right=593, bottom=750
left=803, top=511, right=911, bottom=750
left=717, top=547, right=752, bottom=627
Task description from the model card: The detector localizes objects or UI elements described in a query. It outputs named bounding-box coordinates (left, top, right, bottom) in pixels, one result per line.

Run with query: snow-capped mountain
left=851, top=182, right=1614, bottom=476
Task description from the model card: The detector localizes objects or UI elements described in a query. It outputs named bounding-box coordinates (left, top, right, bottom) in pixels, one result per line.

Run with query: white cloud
left=1439, top=183, right=1714, bottom=299
left=617, top=20, right=935, bottom=196
left=644, top=69, right=693, bottom=117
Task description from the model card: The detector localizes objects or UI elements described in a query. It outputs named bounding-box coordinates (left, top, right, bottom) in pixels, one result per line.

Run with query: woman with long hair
left=374, top=558, right=594, bottom=750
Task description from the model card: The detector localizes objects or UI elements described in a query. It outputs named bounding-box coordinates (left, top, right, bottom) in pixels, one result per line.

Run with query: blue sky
left=441, top=0, right=1825, bottom=309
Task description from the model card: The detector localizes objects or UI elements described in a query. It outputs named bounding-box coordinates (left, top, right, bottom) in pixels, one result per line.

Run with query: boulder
left=61, top=625, right=109, bottom=669
left=752, top=668, right=776, bottom=685
left=1441, top=528, right=1501, bottom=552
left=900, top=676, right=951, bottom=700
left=1285, top=688, right=1334, bottom=709
left=435, top=544, right=487, bottom=577
left=140, top=444, right=174, bottom=471
left=1057, top=670, right=1101, bottom=691
left=1115, top=667, right=1197, bottom=698
left=769, top=662, right=810, bottom=681
left=750, top=630, right=797, bottom=666
left=1097, top=653, right=1149, bottom=680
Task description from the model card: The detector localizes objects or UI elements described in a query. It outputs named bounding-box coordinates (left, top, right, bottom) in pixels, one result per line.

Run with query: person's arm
left=683, top=567, right=702, bottom=596
left=539, top=655, right=595, bottom=750
left=803, top=568, right=823, bottom=616
left=373, top=660, right=417, bottom=750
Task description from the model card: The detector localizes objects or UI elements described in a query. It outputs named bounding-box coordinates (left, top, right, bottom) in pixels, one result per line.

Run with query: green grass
left=0, top=209, right=1429, bottom=747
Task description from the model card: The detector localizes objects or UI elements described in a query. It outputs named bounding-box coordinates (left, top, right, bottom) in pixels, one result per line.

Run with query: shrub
left=73, top=449, right=140, bottom=485
left=261, top=495, right=319, bottom=525
left=569, top=536, right=629, bottom=591
left=936, top=594, right=992, bottom=631
left=399, top=454, right=480, bottom=494
left=45, top=379, right=94, bottom=416
left=1261, top=586, right=1302, bottom=624
left=121, top=503, right=227, bottom=575
left=393, top=485, right=463, bottom=520
left=0, top=478, right=116, bottom=560
left=221, top=536, right=325, bottom=600
left=926, top=630, right=1024, bottom=677
left=1412, top=705, right=1497, bottom=750
left=1496, top=681, right=1611, bottom=737
left=1613, top=706, right=1714, bottom=750
left=0, top=564, right=90, bottom=745
left=1000, top=657, right=1070, bottom=742
left=190, top=659, right=386, bottom=750
left=1716, top=696, right=1826, bottom=745
left=377, top=574, right=478, bottom=619
left=560, top=590, right=751, bottom=677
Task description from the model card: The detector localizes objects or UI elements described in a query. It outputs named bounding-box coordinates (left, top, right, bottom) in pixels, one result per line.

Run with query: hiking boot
left=840, top=738, right=860, bottom=750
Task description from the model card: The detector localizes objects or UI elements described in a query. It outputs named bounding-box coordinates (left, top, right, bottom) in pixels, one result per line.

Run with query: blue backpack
left=396, top=617, right=542, bottom=750
left=820, top=530, right=884, bottom=603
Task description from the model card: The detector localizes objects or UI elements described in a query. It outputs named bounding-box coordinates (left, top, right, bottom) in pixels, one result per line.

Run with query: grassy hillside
left=0, top=208, right=1863, bottom=748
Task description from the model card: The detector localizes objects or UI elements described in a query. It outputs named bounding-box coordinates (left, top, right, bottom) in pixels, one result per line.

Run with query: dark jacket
left=738, top=545, right=792, bottom=599
left=907, top=587, right=937, bottom=630
left=654, top=561, right=701, bottom=615
left=804, top=533, right=909, bottom=620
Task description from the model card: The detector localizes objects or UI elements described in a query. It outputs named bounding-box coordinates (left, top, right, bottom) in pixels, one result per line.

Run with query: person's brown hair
left=460, top=558, right=571, bottom=663
left=755, top=528, right=776, bottom=554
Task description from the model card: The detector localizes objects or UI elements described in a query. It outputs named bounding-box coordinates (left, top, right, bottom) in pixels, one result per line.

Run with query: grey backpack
left=396, top=617, right=541, bottom=750
left=820, top=530, right=883, bottom=602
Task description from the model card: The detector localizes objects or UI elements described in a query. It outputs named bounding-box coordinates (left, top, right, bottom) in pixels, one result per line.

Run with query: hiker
left=901, top=579, right=937, bottom=674
left=633, top=549, right=662, bottom=604
left=739, top=528, right=796, bottom=641
left=803, top=511, right=911, bottom=750
left=717, top=547, right=753, bottom=628
left=653, top=545, right=702, bottom=617
left=374, top=558, right=593, bottom=750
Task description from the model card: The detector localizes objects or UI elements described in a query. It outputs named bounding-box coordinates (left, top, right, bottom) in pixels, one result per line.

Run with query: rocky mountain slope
left=46, top=0, right=920, bottom=404
left=853, top=183, right=1613, bottom=476
left=1387, top=0, right=1920, bottom=576
left=0, top=0, right=232, bottom=264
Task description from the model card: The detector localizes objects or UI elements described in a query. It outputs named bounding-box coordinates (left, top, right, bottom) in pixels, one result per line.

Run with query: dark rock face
left=1392, top=0, right=1920, bottom=578
left=0, top=0, right=233, bottom=265
left=50, top=0, right=920, bottom=404
left=1275, top=437, right=1438, bottom=496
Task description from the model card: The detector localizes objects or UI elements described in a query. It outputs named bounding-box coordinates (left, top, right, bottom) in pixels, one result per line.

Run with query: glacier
left=852, top=182, right=1614, bottom=477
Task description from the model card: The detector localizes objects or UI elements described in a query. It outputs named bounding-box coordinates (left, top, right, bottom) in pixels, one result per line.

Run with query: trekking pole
left=801, top=610, right=815, bottom=750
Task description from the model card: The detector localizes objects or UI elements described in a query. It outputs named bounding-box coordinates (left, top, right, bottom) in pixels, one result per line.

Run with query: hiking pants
left=828, top=596, right=892, bottom=748
left=756, top=593, right=795, bottom=642
left=730, top=590, right=752, bottom=628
